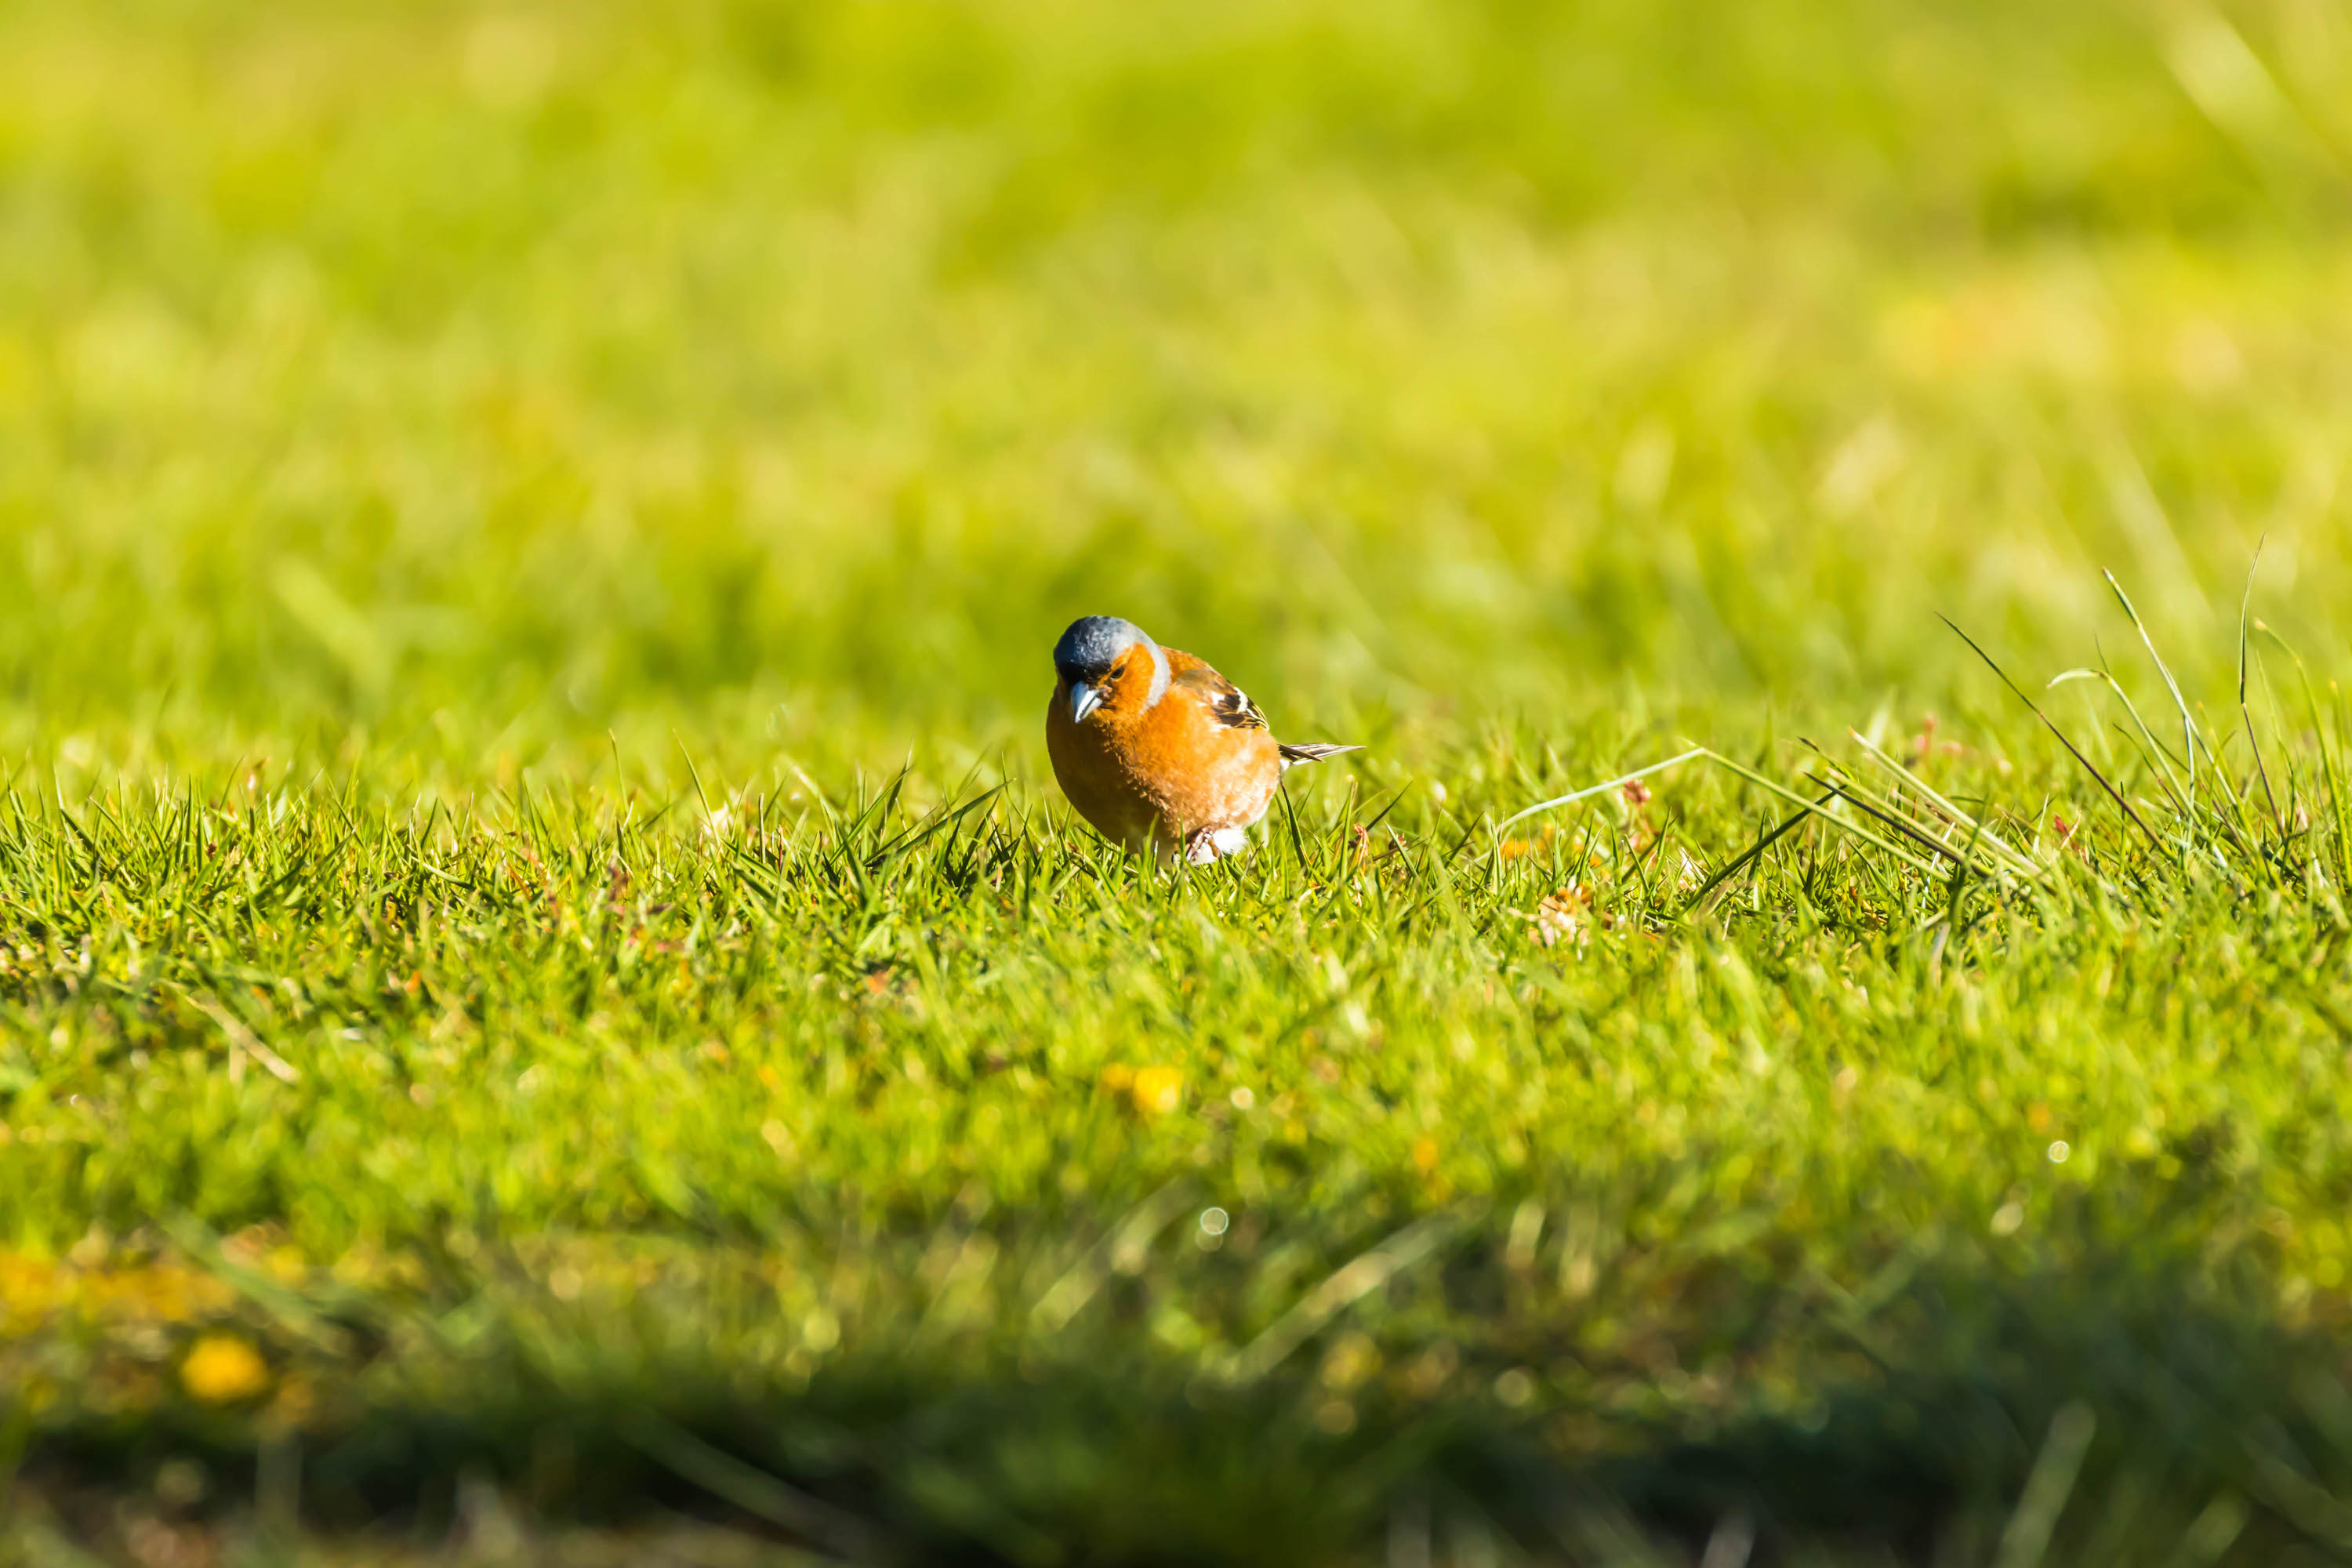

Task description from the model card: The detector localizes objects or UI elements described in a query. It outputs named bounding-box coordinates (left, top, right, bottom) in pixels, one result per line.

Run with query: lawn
left=5, top=0, right=2352, bottom=1562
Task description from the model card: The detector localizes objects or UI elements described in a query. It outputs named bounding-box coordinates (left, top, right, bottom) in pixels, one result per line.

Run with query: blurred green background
left=3, top=0, right=2347, bottom=773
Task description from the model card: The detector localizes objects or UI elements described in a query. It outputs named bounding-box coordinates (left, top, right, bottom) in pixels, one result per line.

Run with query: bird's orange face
left=1062, top=642, right=1159, bottom=728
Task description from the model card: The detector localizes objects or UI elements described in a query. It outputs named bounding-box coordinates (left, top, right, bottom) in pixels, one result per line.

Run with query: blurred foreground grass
left=6, top=0, right=2352, bottom=1562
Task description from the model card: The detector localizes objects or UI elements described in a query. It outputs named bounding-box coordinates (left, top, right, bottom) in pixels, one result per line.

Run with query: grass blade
left=1943, top=615, right=2163, bottom=852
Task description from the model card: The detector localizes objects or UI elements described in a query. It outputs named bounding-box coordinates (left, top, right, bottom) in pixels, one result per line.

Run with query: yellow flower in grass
left=1129, top=1065, right=1184, bottom=1115
left=1100, top=1064, right=1184, bottom=1115
left=181, top=1334, right=270, bottom=1403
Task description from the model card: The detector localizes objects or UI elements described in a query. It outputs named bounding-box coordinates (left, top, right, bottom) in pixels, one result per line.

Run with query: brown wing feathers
left=1171, top=658, right=1269, bottom=732
left=1168, top=652, right=1359, bottom=765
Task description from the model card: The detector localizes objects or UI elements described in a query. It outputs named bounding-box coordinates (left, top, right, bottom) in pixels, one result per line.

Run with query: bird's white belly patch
left=1177, top=825, right=1252, bottom=863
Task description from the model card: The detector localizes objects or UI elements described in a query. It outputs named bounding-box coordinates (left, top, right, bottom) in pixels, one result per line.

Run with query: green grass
left=6, top=0, right=2352, bottom=1562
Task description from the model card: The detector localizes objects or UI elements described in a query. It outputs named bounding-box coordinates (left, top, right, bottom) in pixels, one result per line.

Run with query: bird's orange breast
left=1047, top=655, right=1283, bottom=851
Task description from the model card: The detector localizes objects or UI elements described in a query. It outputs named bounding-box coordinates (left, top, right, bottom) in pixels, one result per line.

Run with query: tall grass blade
left=1942, top=615, right=2164, bottom=852
left=2103, top=570, right=2198, bottom=804
left=2238, top=544, right=2283, bottom=829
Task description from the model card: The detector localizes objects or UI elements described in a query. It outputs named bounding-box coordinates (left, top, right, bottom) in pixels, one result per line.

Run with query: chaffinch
left=1046, top=615, right=1361, bottom=862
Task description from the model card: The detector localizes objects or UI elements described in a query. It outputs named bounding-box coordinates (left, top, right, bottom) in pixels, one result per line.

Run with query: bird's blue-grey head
left=1054, top=615, right=1169, bottom=724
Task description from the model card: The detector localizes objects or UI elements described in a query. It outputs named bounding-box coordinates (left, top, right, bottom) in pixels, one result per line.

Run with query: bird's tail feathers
left=1278, top=742, right=1363, bottom=769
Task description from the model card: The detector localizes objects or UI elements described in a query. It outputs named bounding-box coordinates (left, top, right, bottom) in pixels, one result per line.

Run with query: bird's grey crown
left=1054, top=615, right=1149, bottom=681
left=1054, top=615, right=1171, bottom=708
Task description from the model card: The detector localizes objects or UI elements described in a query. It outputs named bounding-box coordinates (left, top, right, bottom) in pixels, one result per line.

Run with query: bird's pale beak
left=1069, top=682, right=1105, bottom=724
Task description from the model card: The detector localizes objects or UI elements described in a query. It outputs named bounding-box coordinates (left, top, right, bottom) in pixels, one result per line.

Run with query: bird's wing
left=1166, top=650, right=1269, bottom=733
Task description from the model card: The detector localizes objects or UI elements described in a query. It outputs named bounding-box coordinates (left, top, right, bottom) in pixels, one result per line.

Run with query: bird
left=1045, top=615, right=1361, bottom=863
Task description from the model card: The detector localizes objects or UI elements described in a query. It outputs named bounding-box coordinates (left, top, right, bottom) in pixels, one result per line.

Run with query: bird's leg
left=1183, top=827, right=1221, bottom=864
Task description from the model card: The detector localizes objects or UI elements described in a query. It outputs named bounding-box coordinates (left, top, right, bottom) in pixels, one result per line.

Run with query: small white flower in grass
left=2048, top=1141, right=2071, bottom=1163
